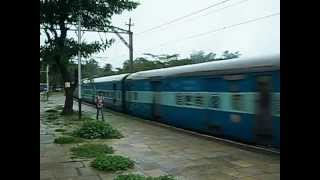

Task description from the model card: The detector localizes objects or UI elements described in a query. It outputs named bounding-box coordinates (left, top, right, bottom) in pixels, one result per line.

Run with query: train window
left=273, top=94, right=280, bottom=115
left=194, top=95, right=204, bottom=106
left=211, top=95, right=220, bottom=108
left=176, top=93, right=184, bottom=105
left=185, top=95, right=193, bottom=106
left=134, top=92, right=138, bottom=100
left=118, top=92, right=121, bottom=99
left=231, top=94, right=243, bottom=111
left=128, top=92, right=132, bottom=101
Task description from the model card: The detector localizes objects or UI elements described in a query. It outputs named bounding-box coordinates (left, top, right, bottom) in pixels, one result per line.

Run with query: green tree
left=83, top=58, right=99, bottom=78
left=40, top=0, right=139, bottom=114
left=221, top=50, right=241, bottom=60
left=100, top=63, right=114, bottom=76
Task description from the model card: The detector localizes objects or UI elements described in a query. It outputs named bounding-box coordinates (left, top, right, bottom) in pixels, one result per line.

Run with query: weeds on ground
left=55, top=128, right=66, bottom=132
left=70, top=143, right=114, bottom=158
left=114, top=174, right=176, bottom=180
left=45, top=109, right=59, bottom=113
left=72, top=120, right=123, bottom=139
left=54, top=136, right=84, bottom=144
left=47, top=113, right=60, bottom=120
left=91, top=155, right=134, bottom=172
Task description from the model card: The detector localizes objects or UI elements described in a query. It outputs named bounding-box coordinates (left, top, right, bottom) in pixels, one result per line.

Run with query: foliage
left=40, top=0, right=139, bottom=114
left=72, top=120, right=123, bottom=139
left=65, top=114, right=94, bottom=122
left=46, top=109, right=59, bottom=113
left=114, top=174, right=176, bottom=180
left=110, top=50, right=241, bottom=74
left=91, top=155, right=134, bottom=172
left=47, top=113, right=60, bottom=120
left=55, top=105, right=64, bottom=111
left=54, top=136, right=84, bottom=144
left=70, top=143, right=114, bottom=158
left=55, top=128, right=66, bottom=132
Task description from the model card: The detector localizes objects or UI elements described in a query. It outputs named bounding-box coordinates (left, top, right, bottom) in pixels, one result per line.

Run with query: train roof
left=91, top=73, right=129, bottom=83
left=126, top=54, right=280, bottom=80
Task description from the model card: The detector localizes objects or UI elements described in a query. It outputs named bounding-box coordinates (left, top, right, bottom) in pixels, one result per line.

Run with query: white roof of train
left=126, top=54, right=280, bottom=80
left=92, top=73, right=129, bottom=83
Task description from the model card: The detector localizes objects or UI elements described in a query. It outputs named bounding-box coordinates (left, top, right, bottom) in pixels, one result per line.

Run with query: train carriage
left=80, top=74, right=129, bottom=112
left=124, top=54, right=280, bottom=148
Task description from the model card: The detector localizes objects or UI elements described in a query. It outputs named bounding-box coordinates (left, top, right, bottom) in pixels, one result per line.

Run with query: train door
left=113, top=83, right=116, bottom=105
left=151, top=81, right=161, bottom=121
left=255, top=76, right=273, bottom=146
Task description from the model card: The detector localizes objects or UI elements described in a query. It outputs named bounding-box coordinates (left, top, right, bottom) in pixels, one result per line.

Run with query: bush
left=46, top=109, right=59, bottom=113
left=91, top=155, right=134, bottom=172
left=114, top=174, right=176, bottom=180
left=55, top=105, right=64, bottom=111
left=55, top=128, right=66, bottom=132
left=64, top=114, right=93, bottom=122
left=72, top=120, right=123, bottom=139
left=54, top=136, right=83, bottom=144
left=47, top=115, right=59, bottom=120
left=71, top=144, right=114, bottom=158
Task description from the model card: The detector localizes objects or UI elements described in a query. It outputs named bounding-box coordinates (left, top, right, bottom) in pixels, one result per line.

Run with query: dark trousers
left=96, top=107, right=104, bottom=120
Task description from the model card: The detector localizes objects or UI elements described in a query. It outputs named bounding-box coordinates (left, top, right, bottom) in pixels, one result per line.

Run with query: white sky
left=40, top=0, right=280, bottom=69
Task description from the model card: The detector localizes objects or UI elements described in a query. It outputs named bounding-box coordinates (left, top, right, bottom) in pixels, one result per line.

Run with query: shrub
left=70, top=144, right=114, bottom=158
left=54, top=136, right=83, bottom=144
left=55, top=128, right=66, bottom=132
left=47, top=114, right=59, bottom=120
left=72, top=120, right=123, bottom=139
left=55, top=105, right=64, bottom=111
left=91, top=155, right=134, bottom=172
left=114, top=174, right=176, bottom=180
left=46, top=109, right=59, bottom=113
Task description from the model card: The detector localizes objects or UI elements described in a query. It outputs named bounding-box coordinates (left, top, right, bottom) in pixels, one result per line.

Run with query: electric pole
left=126, top=18, right=134, bottom=73
left=46, top=64, right=49, bottom=100
left=77, top=2, right=82, bottom=120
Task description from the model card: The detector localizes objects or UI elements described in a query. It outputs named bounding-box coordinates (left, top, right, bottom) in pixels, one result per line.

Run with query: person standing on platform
left=95, top=92, right=104, bottom=121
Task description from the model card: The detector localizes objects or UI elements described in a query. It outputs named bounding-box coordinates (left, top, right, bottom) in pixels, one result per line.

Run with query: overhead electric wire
left=138, top=12, right=279, bottom=53
left=135, top=0, right=233, bottom=35
left=136, top=0, right=251, bottom=37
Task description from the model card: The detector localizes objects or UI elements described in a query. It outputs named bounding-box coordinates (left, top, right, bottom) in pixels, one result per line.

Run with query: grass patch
left=71, top=144, right=114, bottom=158
left=55, top=128, right=66, bottom=132
left=91, top=155, right=134, bottom=172
left=47, top=114, right=59, bottom=120
left=55, top=105, right=64, bottom=111
left=54, top=136, right=84, bottom=144
left=72, top=120, right=123, bottom=139
left=114, top=174, right=176, bottom=180
left=64, top=114, right=93, bottom=122
left=45, top=109, right=59, bottom=113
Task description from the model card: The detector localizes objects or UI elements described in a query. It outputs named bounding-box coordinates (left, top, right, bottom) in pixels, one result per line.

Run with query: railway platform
left=41, top=93, right=280, bottom=180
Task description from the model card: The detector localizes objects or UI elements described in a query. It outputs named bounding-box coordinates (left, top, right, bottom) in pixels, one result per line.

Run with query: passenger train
left=74, top=54, right=280, bottom=149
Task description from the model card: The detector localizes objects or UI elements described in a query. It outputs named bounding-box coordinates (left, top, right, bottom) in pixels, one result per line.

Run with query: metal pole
left=128, top=18, right=133, bottom=73
left=46, top=64, right=49, bottom=91
left=78, top=11, right=82, bottom=119
left=46, top=64, right=49, bottom=100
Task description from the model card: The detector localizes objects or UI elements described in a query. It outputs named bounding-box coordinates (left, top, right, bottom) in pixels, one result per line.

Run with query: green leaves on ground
left=71, top=144, right=114, bottom=158
left=54, top=136, right=83, bottom=144
left=55, top=128, right=66, bottom=132
left=114, top=174, right=176, bottom=180
left=91, top=155, right=134, bottom=172
left=45, top=109, right=59, bottom=113
left=72, top=120, right=123, bottom=139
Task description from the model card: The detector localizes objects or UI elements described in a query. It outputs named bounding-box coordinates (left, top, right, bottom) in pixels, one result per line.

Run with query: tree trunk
left=54, top=53, right=76, bottom=115
left=62, top=87, right=75, bottom=115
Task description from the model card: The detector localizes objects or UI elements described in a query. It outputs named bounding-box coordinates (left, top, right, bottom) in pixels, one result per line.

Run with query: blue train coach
left=80, top=74, right=129, bottom=112
left=124, top=54, right=280, bottom=149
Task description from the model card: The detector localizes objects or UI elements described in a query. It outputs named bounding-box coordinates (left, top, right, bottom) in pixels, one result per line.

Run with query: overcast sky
left=40, top=0, right=280, bottom=69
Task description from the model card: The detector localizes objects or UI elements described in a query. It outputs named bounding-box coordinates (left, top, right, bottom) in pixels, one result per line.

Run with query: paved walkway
left=40, top=94, right=280, bottom=180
